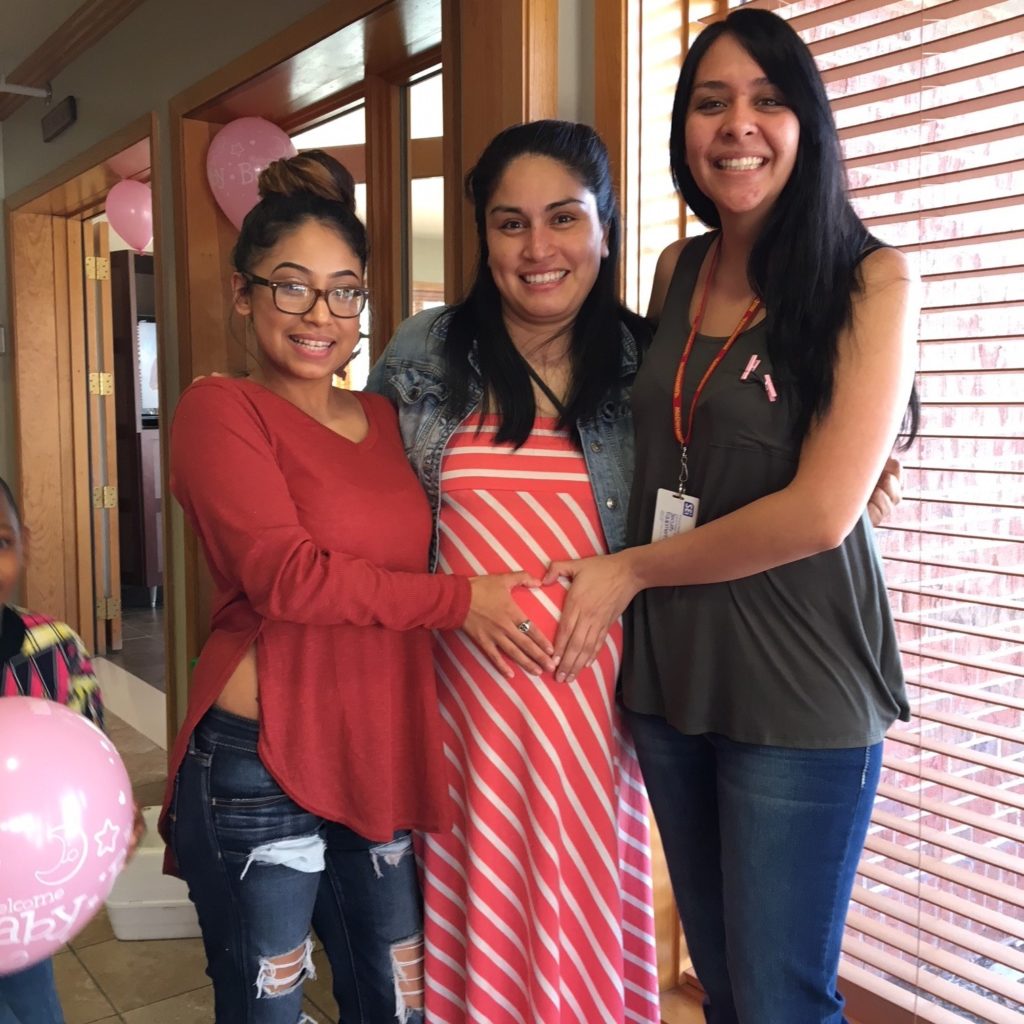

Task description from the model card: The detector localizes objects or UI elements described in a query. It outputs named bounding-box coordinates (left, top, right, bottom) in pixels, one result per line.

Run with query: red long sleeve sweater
left=161, top=378, right=469, bottom=848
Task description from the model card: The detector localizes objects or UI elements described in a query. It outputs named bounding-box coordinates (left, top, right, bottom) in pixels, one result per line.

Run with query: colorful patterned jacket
left=0, top=605, right=104, bottom=728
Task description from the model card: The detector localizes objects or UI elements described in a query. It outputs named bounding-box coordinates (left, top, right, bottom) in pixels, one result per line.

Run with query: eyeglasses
left=244, top=273, right=368, bottom=319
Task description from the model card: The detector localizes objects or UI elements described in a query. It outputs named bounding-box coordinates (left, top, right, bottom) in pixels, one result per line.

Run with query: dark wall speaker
left=41, top=95, right=77, bottom=143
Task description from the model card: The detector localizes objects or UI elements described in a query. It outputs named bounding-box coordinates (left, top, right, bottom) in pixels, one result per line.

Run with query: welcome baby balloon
left=0, top=698, right=134, bottom=974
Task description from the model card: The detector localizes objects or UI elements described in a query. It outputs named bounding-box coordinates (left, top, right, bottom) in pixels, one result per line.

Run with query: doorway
left=6, top=119, right=170, bottom=746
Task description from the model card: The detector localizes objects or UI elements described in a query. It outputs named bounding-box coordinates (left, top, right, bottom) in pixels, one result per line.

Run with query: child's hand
left=126, top=802, right=147, bottom=863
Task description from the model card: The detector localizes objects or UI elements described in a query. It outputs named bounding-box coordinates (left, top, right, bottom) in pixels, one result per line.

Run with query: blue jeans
left=169, top=708, right=425, bottom=1024
left=626, top=710, right=881, bottom=1024
left=0, top=959, right=65, bottom=1024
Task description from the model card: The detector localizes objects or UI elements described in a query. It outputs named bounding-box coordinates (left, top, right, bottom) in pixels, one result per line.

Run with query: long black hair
left=445, top=120, right=649, bottom=447
left=670, top=8, right=918, bottom=446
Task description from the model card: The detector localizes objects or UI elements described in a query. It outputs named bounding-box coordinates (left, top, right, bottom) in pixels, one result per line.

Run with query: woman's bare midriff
left=214, top=645, right=260, bottom=720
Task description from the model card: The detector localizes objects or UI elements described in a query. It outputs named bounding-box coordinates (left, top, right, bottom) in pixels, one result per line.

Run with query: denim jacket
left=365, top=307, right=640, bottom=571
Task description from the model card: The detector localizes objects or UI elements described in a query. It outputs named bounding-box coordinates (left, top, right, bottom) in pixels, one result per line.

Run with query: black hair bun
left=258, top=149, right=356, bottom=212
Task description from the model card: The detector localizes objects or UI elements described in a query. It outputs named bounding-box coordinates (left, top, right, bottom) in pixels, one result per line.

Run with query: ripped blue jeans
left=168, top=707, right=424, bottom=1024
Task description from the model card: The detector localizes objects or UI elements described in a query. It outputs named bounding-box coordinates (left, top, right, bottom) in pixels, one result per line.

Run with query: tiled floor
left=104, top=607, right=166, bottom=693
left=53, top=709, right=339, bottom=1023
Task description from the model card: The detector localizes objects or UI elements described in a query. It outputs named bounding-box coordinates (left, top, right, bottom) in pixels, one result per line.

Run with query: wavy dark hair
left=670, top=8, right=917, bottom=446
left=445, top=120, right=649, bottom=447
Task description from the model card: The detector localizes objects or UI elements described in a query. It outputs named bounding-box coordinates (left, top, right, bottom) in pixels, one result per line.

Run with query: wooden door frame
left=4, top=113, right=174, bottom=733
left=83, top=218, right=123, bottom=655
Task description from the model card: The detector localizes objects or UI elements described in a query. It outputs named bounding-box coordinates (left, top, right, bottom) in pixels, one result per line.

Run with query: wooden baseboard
left=659, top=985, right=871, bottom=1024
left=659, top=987, right=706, bottom=1024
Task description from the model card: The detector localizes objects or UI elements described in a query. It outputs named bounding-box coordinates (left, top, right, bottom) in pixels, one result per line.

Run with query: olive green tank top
left=622, top=232, right=909, bottom=748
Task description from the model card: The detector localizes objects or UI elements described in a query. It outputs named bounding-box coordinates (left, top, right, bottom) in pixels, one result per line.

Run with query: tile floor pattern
left=104, top=607, right=166, bottom=693
left=53, top=711, right=340, bottom=1023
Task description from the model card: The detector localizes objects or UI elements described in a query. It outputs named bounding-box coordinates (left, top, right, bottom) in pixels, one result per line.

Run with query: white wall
left=412, top=234, right=445, bottom=286
left=558, top=0, right=595, bottom=125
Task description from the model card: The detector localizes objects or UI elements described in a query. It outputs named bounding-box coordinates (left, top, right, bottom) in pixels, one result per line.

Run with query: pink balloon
left=206, top=117, right=297, bottom=230
left=0, top=698, right=134, bottom=975
left=105, top=179, right=153, bottom=253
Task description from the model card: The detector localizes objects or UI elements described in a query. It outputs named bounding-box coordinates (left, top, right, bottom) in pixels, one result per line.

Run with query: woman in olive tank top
left=544, top=10, right=919, bottom=1023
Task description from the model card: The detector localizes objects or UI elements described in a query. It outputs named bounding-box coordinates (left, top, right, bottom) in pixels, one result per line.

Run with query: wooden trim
left=594, top=0, right=628, bottom=216
left=171, top=116, right=236, bottom=671
left=650, top=815, right=685, bottom=991
left=65, top=220, right=95, bottom=654
left=0, top=0, right=146, bottom=121
left=320, top=145, right=367, bottom=184
left=8, top=213, right=74, bottom=626
left=286, top=86, right=367, bottom=139
left=51, top=221, right=78, bottom=630
left=96, top=221, right=123, bottom=652
left=411, top=136, right=443, bottom=179
left=441, top=0, right=466, bottom=303
left=364, top=75, right=406, bottom=361
left=440, top=0, right=560, bottom=300
left=316, top=137, right=441, bottom=186
left=6, top=115, right=152, bottom=214
left=658, top=976, right=901, bottom=1024
left=593, top=0, right=629, bottom=300
left=842, top=972, right=923, bottom=1024
left=173, top=118, right=243, bottom=382
left=659, top=985, right=707, bottom=1024
left=167, top=0, right=389, bottom=121
left=373, top=44, right=443, bottom=87
left=143, top=117, right=180, bottom=746
left=523, top=0, right=559, bottom=121
left=83, top=224, right=107, bottom=656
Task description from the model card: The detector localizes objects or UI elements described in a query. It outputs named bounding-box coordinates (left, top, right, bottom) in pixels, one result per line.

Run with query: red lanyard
left=671, top=239, right=762, bottom=488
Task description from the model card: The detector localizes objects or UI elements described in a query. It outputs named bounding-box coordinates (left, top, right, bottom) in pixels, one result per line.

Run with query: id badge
left=652, top=488, right=700, bottom=542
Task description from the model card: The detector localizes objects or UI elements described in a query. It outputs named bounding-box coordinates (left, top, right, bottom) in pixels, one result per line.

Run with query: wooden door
left=83, top=219, right=123, bottom=653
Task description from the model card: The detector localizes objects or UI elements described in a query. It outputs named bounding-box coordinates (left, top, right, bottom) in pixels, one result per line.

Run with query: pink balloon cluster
left=206, top=117, right=297, bottom=229
left=105, top=179, right=153, bottom=253
left=0, top=698, right=134, bottom=975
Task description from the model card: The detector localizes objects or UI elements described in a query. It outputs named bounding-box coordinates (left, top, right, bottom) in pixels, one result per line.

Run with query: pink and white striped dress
left=421, top=413, right=661, bottom=1024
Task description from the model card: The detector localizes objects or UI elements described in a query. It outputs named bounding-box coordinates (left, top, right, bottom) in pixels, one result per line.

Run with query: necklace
left=671, top=237, right=762, bottom=490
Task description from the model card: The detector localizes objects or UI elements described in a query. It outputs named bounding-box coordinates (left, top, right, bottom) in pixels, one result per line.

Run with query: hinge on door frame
left=92, top=485, right=117, bottom=508
left=85, top=255, right=110, bottom=280
left=96, top=596, right=120, bottom=620
left=88, top=372, right=113, bottom=396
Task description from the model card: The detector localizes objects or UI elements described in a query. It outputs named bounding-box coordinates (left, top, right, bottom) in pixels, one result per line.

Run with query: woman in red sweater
left=161, top=151, right=553, bottom=1024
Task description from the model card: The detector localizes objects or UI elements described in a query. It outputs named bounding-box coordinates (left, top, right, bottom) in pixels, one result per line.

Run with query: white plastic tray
left=104, top=806, right=201, bottom=941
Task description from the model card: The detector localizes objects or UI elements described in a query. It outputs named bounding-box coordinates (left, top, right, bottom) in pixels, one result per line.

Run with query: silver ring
left=516, top=619, right=532, bottom=634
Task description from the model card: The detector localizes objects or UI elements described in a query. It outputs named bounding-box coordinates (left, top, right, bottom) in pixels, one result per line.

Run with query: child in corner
left=0, top=474, right=130, bottom=1024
